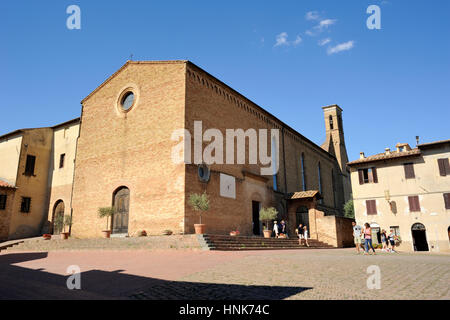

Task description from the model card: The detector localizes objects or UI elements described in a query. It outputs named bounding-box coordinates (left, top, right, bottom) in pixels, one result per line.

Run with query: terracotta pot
left=60, top=232, right=69, bottom=240
left=102, top=230, right=112, bottom=238
left=43, top=234, right=52, bottom=240
left=263, top=230, right=272, bottom=238
left=194, top=224, right=206, bottom=234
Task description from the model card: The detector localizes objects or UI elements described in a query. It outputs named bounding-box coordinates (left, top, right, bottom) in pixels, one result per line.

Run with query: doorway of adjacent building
left=411, top=223, right=429, bottom=251
left=370, top=223, right=381, bottom=245
left=52, top=200, right=65, bottom=235
left=112, top=187, right=130, bottom=234
left=252, top=201, right=261, bottom=236
left=295, top=206, right=309, bottom=235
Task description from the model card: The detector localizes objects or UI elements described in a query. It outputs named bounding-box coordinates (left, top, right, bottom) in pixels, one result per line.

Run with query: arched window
left=272, top=136, right=278, bottom=191
left=329, top=115, right=334, bottom=130
left=301, top=153, right=306, bottom=191
left=318, top=162, right=323, bottom=204
left=331, top=169, right=337, bottom=208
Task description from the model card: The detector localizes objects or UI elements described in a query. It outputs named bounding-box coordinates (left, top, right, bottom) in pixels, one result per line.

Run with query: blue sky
left=1, top=0, right=449, bottom=160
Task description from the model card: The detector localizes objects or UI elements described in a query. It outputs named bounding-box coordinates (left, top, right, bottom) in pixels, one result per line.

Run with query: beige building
left=0, top=119, right=80, bottom=240
left=348, top=140, right=450, bottom=253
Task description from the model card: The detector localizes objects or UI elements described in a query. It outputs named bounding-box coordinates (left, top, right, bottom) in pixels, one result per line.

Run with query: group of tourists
left=352, top=221, right=398, bottom=255
left=272, top=220, right=288, bottom=238
left=272, top=220, right=310, bottom=246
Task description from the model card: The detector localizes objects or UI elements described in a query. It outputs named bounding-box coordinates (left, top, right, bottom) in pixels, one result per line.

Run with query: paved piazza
left=0, top=248, right=448, bottom=300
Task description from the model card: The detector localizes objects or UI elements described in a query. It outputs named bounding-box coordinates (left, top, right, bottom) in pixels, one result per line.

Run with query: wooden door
left=113, top=187, right=130, bottom=234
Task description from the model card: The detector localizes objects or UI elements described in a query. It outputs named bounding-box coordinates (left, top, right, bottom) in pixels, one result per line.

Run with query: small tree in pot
left=98, top=206, right=115, bottom=238
left=188, top=192, right=209, bottom=234
left=259, top=207, right=278, bottom=238
left=55, top=214, right=72, bottom=240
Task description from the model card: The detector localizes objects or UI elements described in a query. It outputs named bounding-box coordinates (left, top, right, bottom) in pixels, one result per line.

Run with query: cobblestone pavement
left=1, top=249, right=448, bottom=299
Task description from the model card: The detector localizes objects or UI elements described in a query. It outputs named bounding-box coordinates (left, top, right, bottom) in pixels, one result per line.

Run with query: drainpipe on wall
left=69, top=108, right=83, bottom=235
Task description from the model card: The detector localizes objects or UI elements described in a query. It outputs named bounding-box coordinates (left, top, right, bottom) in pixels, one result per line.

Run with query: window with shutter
left=444, top=193, right=450, bottom=210
left=372, top=167, right=378, bottom=183
left=438, top=158, right=450, bottom=176
left=358, top=169, right=364, bottom=185
left=366, top=200, right=377, bottom=215
left=404, top=163, right=415, bottom=179
left=408, top=196, right=420, bottom=212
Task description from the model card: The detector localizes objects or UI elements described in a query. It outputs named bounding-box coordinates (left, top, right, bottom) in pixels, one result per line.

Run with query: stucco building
left=0, top=119, right=80, bottom=240
left=1, top=60, right=353, bottom=245
left=348, top=140, right=450, bottom=252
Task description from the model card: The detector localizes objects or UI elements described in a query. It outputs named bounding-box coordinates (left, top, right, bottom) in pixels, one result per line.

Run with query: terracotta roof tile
left=347, top=148, right=421, bottom=166
left=0, top=179, right=15, bottom=189
left=288, top=190, right=321, bottom=200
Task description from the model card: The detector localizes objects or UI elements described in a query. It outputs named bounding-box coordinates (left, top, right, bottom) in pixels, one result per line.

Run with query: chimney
left=360, top=152, right=365, bottom=159
left=385, top=148, right=391, bottom=155
left=416, top=136, right=420, bottom=146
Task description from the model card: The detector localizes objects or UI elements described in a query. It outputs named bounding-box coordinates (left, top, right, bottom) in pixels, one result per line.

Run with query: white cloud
left=274, top=32, right=289, bottom=46
left=327, top=41, right=355, bottom=55
left=305, top=11, right=320, bottom=21
left=318, top=19, right=337, bottom=29
left=305, top=18, right=337, bottom=36
left=318, top=38, right=331, bottom=46
left=293, top=35, right=302, bottom=46
left=274, top=32, right=302, bottom=47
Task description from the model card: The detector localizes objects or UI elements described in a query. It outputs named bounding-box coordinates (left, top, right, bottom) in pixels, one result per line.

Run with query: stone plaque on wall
left=220, top=173, right=236, bottom=199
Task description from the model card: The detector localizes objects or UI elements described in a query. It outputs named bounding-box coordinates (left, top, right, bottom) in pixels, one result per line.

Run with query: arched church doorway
left=411, top=223, right=429, bottom=251
left=52, top=200, right=65, bottom=235
left=112, top=187, right=130, bottom=234
left=296, top=206, right=309, bottom=234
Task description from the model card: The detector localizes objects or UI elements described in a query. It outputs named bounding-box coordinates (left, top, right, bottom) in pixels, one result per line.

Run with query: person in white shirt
left=273, top=220, right=279, bottom=238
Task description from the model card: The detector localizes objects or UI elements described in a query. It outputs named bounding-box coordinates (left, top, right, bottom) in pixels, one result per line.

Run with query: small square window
left=59, top=154, right=66, bottom=169
left=24, top=155, right=36, bottom=176
left=0, top=194, right=6, bottom=210
left=20, top=197, right=31, bottom=213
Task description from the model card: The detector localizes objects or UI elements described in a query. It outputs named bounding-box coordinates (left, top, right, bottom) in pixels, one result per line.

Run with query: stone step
left=205, top=240, right=331, bottom=247
left=0, top=240, right=24, bottom=252
left=201, top=234, right=334, bottom=251
left=210, top=246, right=333, bottom=251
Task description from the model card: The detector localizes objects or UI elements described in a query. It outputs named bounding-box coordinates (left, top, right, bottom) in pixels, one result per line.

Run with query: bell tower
left=321, top=105, right=351, bottom=203
left=322, top=105, right=349, bottom=171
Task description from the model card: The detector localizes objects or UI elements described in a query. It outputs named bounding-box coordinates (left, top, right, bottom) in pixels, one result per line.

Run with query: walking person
left=380, top=229, right=389, bottom=252
left=352, top=221, right=363, bottom=254
left=388, top=229, right=398, bottom=253
left=273, top=220, right=279, bottom=238
left=296, top=224, right=303, bottom=245
left=303, top=225, right=309, bottom=247
left=363, top=223, right=376, bottom=255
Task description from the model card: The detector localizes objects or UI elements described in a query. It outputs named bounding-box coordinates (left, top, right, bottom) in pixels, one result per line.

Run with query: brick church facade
left=1, top=60, right=353, bottom=245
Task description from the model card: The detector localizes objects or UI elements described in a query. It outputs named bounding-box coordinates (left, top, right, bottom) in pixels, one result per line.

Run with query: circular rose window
left=120, top=91, right=135, bottom=111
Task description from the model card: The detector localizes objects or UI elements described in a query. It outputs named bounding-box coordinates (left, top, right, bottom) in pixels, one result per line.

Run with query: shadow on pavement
left=0, top=252, right=312, bottom=300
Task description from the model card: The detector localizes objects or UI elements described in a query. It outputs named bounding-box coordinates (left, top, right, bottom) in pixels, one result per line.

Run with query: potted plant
left=188, top=192, right=210, bottom=234
left=259, top=207, right=278, bottom=238
left=98, top=206, right=115, bottom=238
left=42, top=234, right=52, bottom=240
left=54, top=214, right=72, bottom=239
left=137, top=230, right=147, bottom=237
